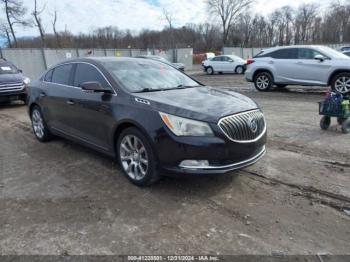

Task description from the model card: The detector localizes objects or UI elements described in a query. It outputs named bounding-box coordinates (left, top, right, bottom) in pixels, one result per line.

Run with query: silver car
left=245, top=45, right=350, bottom=94
left=202, top=55, right=246, bottom=75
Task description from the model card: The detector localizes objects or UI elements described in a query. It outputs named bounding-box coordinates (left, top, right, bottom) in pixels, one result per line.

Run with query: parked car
left=202, top=55, right=246, bottom=75
left=136, top=55, right=185, bottom=71
left=27, top=57, right=267, bottom=186
left=0, top=59, right=30, bottom=104
left=245, top=45, right=350, bottom=94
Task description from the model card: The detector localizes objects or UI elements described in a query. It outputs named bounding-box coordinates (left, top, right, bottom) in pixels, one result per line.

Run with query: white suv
left=202, top=55, right=246, bottom=75
left=245, top=45, right=350, bottom=94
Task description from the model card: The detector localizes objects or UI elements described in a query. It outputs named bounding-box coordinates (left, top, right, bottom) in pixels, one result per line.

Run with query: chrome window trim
left=218, top=109, right=267, bottom=144
left=42, top=61, right=117, bottom=95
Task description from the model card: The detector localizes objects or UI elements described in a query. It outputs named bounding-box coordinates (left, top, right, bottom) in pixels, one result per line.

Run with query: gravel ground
left=0, top=70, right=349, bottom=256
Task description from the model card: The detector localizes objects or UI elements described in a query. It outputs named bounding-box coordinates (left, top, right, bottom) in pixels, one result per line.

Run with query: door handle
left=66, top=100, right=75, bottom=105
left=39, top=92, right=47, bottom=97
left=296, top=61, right=303, bottom=64
left=268, top=61, right=274, bottom=64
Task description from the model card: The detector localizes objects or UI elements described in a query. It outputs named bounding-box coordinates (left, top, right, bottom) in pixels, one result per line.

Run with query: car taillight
left=246, top=59, right=255, bottom=65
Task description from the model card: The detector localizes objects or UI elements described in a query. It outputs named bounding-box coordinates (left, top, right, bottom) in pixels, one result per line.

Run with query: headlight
left=159, top=112, right=214, bottom=137
left=23, top=77, right=31, bottom=85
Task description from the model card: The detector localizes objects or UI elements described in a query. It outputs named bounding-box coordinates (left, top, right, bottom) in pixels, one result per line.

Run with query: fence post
left=104, top=48, right=107, bottom=56
left=0, top=47, right=3, bottom=59
left=76, top=48, right=80, bottom=57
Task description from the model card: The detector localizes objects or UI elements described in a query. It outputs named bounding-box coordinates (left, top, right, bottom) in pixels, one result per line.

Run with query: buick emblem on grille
left=247, top=117, right=258, bottom=133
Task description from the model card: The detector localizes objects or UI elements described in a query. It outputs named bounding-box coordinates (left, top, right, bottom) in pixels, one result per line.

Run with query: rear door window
left=73, top=63, right=110, bottom=88
left=270, top=49, right=298, bottom=59
left=51, top=64, right=73, bottom=86
left=222, top=56, right=233, bottom=62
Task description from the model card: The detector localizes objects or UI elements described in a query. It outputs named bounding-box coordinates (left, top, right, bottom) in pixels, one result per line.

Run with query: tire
left=235, top=66, right=244, bottom=74
left=341, top=118, right=350, bottom=134
left=254, top=71, right=273, bottom=92
left=320, top=116, right=331, bottom=130
left=331, top=72, right=350, bottom=95
left=21, top=94, right=28, bottom=105
left=31, top=106, right=53, bottom=142
left=117, top=127, right=160, bottom=186
left=206, top=66, right=214, bottom=75
left=337, top=117, right=346, bottom=125
left=276, top=84, right=287, bottom=88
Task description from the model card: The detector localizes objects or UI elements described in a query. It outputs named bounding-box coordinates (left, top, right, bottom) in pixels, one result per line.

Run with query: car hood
left=0, top=73, right=24, bottom=83
left=134, top=86, right=259, bottom=123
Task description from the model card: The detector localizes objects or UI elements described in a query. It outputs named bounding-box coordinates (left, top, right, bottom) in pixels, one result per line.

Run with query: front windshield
left=0, top=63, right=20, bottom=74
left=103, top=60, right=199, bottom=92
left=318, top=46, right=350, bottom=59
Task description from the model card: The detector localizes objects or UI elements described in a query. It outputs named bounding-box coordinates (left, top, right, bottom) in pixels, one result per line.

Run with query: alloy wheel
left=32, top=109, right=45, bottom=139
left=119, top=135, right=149, bottom=181
left=334, top=76, right=350, bottom=94
left=207, top=67, right=213, bottom=75
left=256, top=75, right=270, bottom=90
left=236, top=67, right=243, bottom=74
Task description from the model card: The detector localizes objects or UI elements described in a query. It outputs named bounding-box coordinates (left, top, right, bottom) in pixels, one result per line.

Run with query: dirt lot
left=0, top=71, right=350, bottom=256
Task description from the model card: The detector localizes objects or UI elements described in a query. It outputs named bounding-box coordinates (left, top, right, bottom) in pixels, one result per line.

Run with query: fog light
left=179, top=160, right=210, bottom=168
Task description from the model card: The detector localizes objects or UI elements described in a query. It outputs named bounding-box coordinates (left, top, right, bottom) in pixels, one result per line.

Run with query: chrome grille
left=0, top=82, right=25, bottom=93
left=218, top=110, right=266, bottom=143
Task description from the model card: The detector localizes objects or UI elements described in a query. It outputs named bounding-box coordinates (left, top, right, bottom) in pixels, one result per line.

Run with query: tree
left=32, top=0, right=46, bottom=47
left=295, top=3, right=318, bottom=44
left=51, top=9, right=60, bottom=47
left=207, top=0, right=253, bottom=45
left=0, top=22, right=12, bottom=47
left=1, top=0, right=29, bottom=47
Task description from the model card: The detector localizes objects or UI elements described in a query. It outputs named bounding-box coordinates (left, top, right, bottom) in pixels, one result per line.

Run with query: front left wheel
left=117, top=127, right=160, bottom=186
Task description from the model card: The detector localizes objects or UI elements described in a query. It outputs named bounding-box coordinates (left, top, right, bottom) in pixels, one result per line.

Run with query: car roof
left=55, top=57, right=152, bottom=65
left=261, top=45, right=326, bottom=53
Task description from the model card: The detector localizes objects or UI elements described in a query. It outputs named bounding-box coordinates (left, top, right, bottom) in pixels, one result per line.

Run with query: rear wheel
left=206, top=66, right=214, bottom=75
left=320, top=116, right=331, bottom=130
left=117, top=127, right=160, bottom=186
left=235, top=66, right=244, bottom=74
left=31, top=106, right=53, bottom=142
left=341, top=119, right=350, bottom=134
left=254, top=72, right=273, bottom=92
left=331, top=73, right=350, bottom=94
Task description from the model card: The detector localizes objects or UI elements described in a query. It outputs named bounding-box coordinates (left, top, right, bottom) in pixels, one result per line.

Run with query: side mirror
left=314, top=55, right=325, bottom=62
left=18, top=69, right=23, bottom=73
left=80, top=81, right=111, bottom=93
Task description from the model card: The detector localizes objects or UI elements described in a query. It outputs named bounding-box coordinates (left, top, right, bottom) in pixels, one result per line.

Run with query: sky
left=0, top=0, right=333, bottom=38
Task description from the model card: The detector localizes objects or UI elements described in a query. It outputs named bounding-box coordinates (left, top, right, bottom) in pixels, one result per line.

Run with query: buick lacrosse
left=28, top=57, right=266, bottom=186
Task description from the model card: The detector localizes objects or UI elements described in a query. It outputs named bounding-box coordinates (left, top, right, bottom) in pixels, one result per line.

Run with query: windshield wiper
left=134, top=88, right=164, bottom=93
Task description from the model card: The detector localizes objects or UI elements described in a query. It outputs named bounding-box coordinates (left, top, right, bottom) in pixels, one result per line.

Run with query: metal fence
left=0, top=47, right=193, bottom=80
left=223, top=44, right=350, bottom=59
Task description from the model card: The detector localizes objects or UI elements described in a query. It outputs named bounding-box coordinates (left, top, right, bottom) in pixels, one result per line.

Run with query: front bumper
left=163, top=146, right=266, bottom=174
left=154, top=123, right=267, bottom=175
left=0, top=90, right=27, bottom=102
